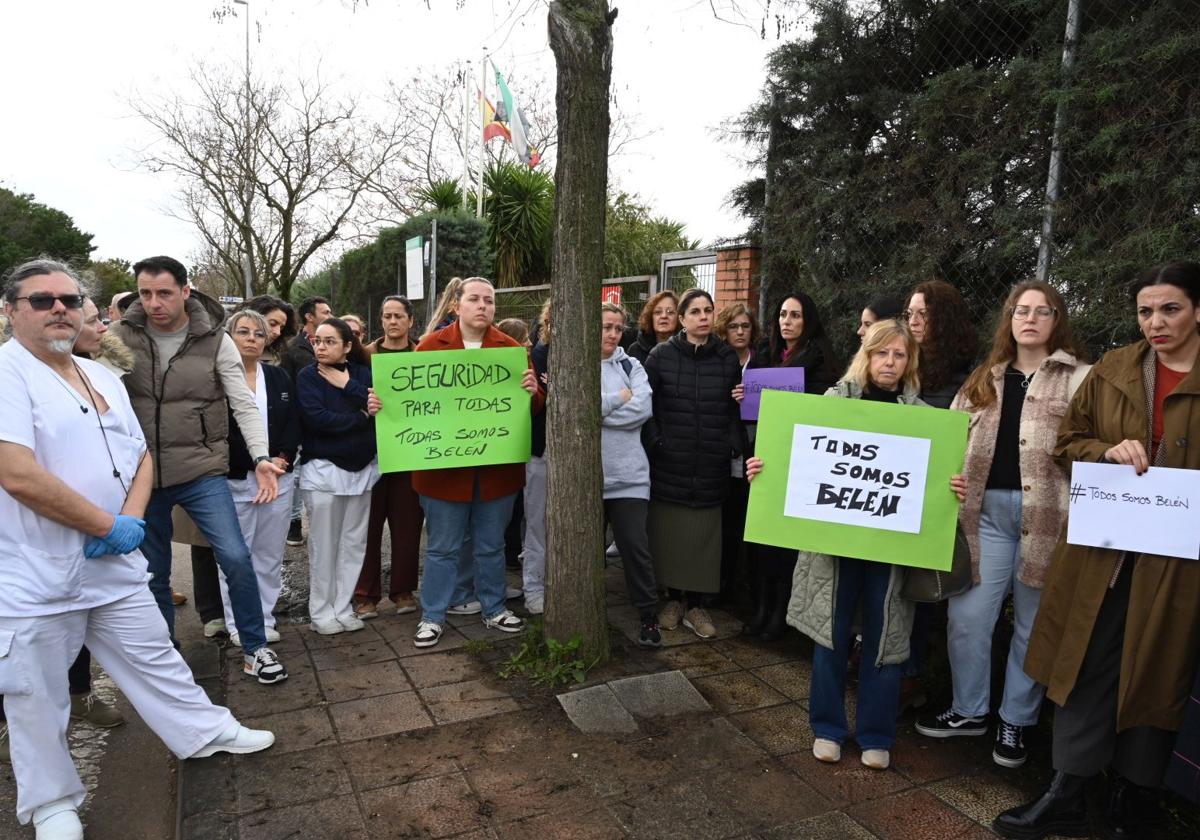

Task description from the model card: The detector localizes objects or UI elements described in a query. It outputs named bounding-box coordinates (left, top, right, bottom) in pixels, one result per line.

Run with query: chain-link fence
left=740, top=0, right=1199, bottom=358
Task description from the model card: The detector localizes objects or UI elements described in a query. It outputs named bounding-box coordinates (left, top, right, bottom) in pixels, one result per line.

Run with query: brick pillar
left=714, top=243, right=761, bottom=314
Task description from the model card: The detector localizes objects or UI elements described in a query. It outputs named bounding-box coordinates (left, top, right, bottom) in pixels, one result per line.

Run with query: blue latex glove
left=84, top=536, right=115, bottom=558
left=102, top=515, right=147, bottom=555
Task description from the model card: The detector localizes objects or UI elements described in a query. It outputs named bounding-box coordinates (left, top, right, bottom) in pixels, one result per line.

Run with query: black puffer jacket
left=643, top=333, right=745, bottom=507
left=628, top=329, right=660, bottom=364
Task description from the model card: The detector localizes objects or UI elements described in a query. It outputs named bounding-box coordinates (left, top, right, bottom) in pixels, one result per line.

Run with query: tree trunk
left=544, top=0, right=613, bottom=662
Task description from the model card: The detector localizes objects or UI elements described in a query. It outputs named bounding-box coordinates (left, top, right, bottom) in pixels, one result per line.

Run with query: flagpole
left=460, top=60, right=471, bottom=211
left=476, top=51, right=487, bottom=219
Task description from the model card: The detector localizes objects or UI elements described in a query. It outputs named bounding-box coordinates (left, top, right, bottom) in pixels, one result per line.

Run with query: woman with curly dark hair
left=246, top=295, right=297, bottom=367
left=904, top=280, right=978, bottom=408
left=629, top=290, right=680, bottom=363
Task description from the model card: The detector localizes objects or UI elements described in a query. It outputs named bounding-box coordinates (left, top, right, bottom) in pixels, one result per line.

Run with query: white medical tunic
left=0, top=340, right=152, bottom=617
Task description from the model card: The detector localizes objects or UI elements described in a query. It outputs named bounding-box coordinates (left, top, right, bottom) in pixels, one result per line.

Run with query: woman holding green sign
left=746, top=319, right=967, bottom=771
left=411, top=277, right=543, bottom=650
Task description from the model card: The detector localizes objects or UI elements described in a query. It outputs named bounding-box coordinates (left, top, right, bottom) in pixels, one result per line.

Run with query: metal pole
left=1036, top=0, right=1082, bottom=282
left=461, top=62, right=472, bottom=211
left=476, top=53, right=487, bottom=218
left=233, top=0, right=253, bottom=299
left=430, top=219, right=439, bottom=306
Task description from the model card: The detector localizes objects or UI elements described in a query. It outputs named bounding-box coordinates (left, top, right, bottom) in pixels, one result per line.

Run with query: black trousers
left=1052, top=558, right=1176, bottom=787
left=604, top=498, right=660, bottom=616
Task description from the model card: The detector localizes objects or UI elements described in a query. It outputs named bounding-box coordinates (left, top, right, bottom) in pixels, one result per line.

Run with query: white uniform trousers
left=303, top=489, right=371, bottom=625
left=0, top=587, right=234, bottom=824
left=522, top=455, right=548, bottom=599
left=219, top=480, right=293, bottom=636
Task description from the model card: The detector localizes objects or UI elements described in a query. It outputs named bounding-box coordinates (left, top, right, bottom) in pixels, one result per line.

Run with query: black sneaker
left=915, top=707, right=988, bottom=738
left=285, top=519, right=304, bottom=546
left=638, top=620, right=663, bottom=648
left=993, top=720, right=1028, bottom=768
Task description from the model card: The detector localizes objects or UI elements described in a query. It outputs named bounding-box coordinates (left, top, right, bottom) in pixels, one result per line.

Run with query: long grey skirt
left=647, top=501, right=721, bottom=594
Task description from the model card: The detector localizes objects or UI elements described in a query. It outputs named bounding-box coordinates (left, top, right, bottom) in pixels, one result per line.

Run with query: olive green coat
left=1024, top=341, right=1200, bottom=732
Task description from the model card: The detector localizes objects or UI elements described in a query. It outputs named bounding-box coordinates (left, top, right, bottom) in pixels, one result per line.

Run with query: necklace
left=1007, top=367, right=1036, bottom=390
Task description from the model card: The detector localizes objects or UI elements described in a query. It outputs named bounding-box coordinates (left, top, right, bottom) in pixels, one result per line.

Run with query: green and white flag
left=492, top=63, right=540, bottom=167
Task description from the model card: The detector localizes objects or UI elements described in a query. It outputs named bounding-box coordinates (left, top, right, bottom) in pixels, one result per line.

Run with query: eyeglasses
left=1011, top=305, right=1056, bottom=321
left=902, top=308, right=928, bottom=323
left=652, top=308, right=677, bottom=317
left=311, top=337, right=345, bottom=347
left=727, top=322, right=753, bottom=331
left=15, top=293, right=85, bottom=311
left=234, top=327, right=268, bottom=340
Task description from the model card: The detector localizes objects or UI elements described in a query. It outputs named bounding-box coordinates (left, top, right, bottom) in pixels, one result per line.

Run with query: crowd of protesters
left=0, top=252, right=1198, bottom=840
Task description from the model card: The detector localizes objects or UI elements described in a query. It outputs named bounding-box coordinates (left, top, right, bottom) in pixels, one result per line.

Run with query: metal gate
left=659, top=249, right=717, bottom=297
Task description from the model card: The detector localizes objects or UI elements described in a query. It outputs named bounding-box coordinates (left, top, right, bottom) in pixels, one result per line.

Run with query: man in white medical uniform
left=0, top=260, right=274, bottom=840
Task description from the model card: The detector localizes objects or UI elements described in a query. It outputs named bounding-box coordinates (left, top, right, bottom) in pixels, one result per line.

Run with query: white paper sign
left=1067, top=462, right=1200, bottom=560
left=783, top=423, right=931, bottom=534
left=405, top=236, right=424, bottom=300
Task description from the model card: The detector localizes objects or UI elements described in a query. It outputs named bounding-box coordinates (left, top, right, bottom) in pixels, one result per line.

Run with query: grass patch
left=463, top=638, right=495, bottom=654
left=499, top=618, right=600, bottom=688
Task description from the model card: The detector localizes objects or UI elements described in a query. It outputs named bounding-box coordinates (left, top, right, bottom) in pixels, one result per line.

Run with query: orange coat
left=410, top=320, right=545, bottom=502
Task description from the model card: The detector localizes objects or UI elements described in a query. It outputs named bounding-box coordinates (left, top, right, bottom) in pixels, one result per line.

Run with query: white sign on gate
left=405, top=236, right=424, bottom=300
left=783, top=423, right=931, bottom=534
left=1067, top=462, right=1200, bottom=560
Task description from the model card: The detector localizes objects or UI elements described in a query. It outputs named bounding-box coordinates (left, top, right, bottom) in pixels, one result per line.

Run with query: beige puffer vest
left=113, top=291, right=229, bottom=489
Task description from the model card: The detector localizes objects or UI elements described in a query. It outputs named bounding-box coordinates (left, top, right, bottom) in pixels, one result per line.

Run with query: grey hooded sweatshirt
left=601, top=345, right=653, bottom=500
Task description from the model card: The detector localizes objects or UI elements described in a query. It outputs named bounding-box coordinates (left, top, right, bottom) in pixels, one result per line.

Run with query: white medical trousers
left=219, top=480, right=293, bottom=636
left=0, top=587, right=234, bottom=824
left=303, top=489, right=371, bottom=625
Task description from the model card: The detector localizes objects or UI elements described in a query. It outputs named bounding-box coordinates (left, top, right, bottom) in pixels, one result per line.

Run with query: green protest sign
left=745, top=390, right=968, bottom=570
left=372, top=346, right=532, bottom=473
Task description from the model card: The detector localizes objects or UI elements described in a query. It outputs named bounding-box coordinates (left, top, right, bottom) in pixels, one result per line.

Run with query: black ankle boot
left=1105, top=774, right=1159, bottom=839
left=742, top=574, right=772, bottom=636
left=759, top=575, right=793, bottom=642
left=993, top=771, right=1090, bottom=839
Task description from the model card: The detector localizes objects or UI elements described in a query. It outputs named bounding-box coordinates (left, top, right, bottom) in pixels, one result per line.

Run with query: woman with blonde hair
left=747, top=320, right=966, bottom=771
left=917, top=281, right=1088, bottom=770
left=423, top=277, right=465, bottom=337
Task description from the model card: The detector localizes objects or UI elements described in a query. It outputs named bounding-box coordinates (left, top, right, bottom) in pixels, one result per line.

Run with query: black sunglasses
left=16, top=293, right=85, bottom=311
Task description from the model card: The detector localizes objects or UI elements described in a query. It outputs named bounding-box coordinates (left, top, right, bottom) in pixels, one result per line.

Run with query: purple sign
left=740, top=368, right=806, bottom=421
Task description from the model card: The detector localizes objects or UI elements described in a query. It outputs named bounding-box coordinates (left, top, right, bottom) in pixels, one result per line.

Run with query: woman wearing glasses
left=715, top=304, right=758, bottom=606
left=916, top=283, right=1088, bottom=771
left=218, top=310, right=301, bottom=646
left=629, top=291, right=680, bottom=363
left=296, top=318, right=381, bottom=635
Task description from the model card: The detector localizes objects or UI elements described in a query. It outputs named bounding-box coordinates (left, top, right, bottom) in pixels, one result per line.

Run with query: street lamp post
left=233, top=0, right=253, bottom=301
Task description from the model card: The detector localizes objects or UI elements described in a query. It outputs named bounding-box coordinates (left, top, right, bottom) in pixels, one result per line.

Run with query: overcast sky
left=1, top=0, right=780, bottom=265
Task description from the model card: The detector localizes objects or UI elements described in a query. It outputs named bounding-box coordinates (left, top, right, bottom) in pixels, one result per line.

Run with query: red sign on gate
left=601, top=285, right=622, bottom=305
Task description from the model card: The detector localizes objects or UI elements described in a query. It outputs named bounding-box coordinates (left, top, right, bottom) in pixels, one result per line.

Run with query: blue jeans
left=142, top=475, right=267, bottom=653
left=810, top=557, right=902, bottom=750
left=419, top=488, right=517, bottom=625
left=947, top=489, right=1045, bottom=726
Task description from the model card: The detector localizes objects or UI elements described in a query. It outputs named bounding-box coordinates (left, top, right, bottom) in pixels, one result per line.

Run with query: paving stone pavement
left=177, top=558, right=1150, bottom=840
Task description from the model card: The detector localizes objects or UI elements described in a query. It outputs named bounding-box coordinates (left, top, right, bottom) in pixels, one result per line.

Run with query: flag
left=478, top=91, right=511, bottom=143
left=492, top=64, right=541, bottom=168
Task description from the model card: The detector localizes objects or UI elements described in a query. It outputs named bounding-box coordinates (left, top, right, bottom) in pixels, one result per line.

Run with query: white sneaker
left=861, top=749, right=890, bottom=770
left=605, top=541, right=621, bottom=558
left=447, top=601, right=482, bottom=615
left=525, top=593, right=544, bottom=614
left=413, top=620, right=442, bottom=648
left=31, top=797, right=82, bottom=840
left=812, top=738, right=842, bottom=763
left=505, top=586, right=523, bottom=600
left=310, top=619, right=343, bottom=635
left=190, top=722, right=275, bottom=758
left=265, top=626, right=281, bottom=643
left=203, top=619, right=227, bottom=638
left=338, top=615, right=365, bottom=632
left=483, top=609, right=524, bottom=633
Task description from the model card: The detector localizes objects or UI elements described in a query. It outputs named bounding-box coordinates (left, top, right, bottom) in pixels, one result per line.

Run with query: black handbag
left=899, top=522, right=973, bottom=603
